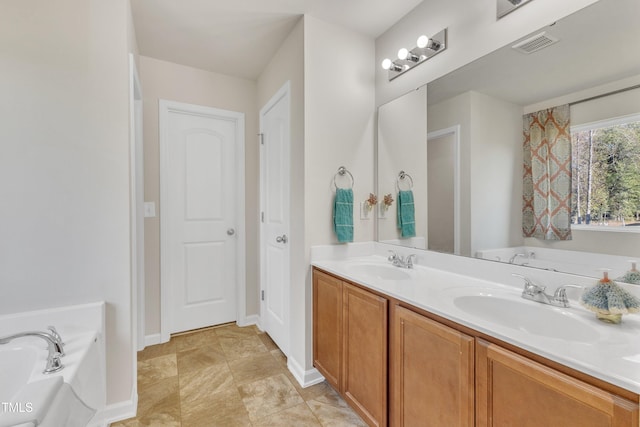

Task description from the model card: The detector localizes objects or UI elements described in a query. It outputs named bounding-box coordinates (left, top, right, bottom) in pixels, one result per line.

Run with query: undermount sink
left=345, top=263, right=411, bottom=280
left=446, top=288, right=600, bottom=343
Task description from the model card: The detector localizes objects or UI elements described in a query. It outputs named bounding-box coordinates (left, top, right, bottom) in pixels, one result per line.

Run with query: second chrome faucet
left=512, top=274, right=582, bottom=308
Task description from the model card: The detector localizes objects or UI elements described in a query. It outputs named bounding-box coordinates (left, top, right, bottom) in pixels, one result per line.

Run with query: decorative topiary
left=581, top=270, right=640, bottom=324
left=615, top=260, right=640, bottom=285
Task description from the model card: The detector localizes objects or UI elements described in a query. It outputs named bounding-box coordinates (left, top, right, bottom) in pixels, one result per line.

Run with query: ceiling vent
left=512, top=32, right=559, bottom=54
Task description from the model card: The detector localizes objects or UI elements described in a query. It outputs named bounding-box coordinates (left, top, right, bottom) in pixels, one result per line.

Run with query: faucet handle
left=553, top=285, right=583, bottom=306
left=406, top=254, right=417, bottom=268
left=512, top=273, right=545, bottom=293
left=47, top=326, right=64, bottom=345
left=47, top=326, right=65, bottom=356
left=387, top=250, right=398, bottom=261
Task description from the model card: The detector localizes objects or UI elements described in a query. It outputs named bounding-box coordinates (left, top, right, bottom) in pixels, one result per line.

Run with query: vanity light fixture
left=381, top=28, right=447, bottom=81
left=397, top=48, right=420, bottom=63
left=416, top=35, right=441, bottom=51
left=381, top=58, right=404, bottom=72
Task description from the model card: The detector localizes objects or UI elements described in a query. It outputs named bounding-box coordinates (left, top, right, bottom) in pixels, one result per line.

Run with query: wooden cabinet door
left=313, top=270, right=343, bottom=391
left=390, top=305, right=474, bottom=427
left=476, top=339, right=639, bottom=427
left=343, top=282, right=388, bottom=427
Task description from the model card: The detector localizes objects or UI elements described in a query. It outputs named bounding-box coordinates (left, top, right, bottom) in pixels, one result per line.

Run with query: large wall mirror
left=376, top=0, right=640, bottom=282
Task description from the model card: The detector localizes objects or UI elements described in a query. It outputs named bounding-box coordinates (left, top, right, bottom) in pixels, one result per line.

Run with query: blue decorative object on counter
left=333, top=188, right=354, bottom=243
left=580, top=270, right=640, bottom=324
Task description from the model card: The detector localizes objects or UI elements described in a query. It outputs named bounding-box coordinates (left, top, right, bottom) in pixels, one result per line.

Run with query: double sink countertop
left=312, top=252, right=640, bottom=395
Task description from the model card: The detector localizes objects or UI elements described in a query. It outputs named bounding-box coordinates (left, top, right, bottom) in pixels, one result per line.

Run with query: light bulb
left=417, top=35, right=429, bottom=49
left=381, top=58, right=393, bottom=70
left=398, top=48, right=410, bottom=60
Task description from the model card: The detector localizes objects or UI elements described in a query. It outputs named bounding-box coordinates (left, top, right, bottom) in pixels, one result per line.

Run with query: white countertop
left=312, top=254, right=640, bottom=395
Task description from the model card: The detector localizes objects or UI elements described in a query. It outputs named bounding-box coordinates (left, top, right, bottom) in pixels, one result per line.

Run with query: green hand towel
left=397, top=190, right=416, bottom=238
left=333, top=188, right=354, bottom=243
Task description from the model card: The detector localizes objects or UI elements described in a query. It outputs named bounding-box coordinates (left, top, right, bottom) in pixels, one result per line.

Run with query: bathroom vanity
left=312, top=251, right=640, bottom=427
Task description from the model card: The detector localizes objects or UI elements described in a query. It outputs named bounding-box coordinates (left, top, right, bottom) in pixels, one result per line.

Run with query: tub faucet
left=0, top=331, right=64, bottom=374
left=47, top=325, right=65, bottom=356
left=509, top=253, right=527, bottom=264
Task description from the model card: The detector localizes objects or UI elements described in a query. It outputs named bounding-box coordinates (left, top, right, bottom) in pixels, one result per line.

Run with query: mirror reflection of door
left=427, top=128, right=458, bottom=254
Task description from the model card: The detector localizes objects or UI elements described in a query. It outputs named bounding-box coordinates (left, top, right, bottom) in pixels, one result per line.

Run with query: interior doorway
left=159, top=100, right=246, bottom=341
left=427, top=125, right=461, bottom=255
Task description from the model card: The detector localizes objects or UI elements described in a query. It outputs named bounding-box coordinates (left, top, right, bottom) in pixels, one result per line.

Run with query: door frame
left=259, top=81, right=291, bottom=355
left=159, top=100, right=246, bottom=343
left=427, top=125, right=461, bottom=255
left=128, top=55, right=144, bottom=398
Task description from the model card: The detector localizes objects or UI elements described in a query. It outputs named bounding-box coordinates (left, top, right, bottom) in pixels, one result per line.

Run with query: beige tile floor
left=111, top=323, right=365, bottom=427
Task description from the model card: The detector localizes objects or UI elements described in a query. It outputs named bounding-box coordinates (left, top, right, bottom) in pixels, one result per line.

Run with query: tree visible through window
left=571, top=115, right=640, bottom=228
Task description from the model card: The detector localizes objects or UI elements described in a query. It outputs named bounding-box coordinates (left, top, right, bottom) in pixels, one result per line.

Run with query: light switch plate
left=144, top=202, right=156, bottom=218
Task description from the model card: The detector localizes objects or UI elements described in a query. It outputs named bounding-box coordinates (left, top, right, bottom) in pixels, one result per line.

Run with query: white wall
left=300, top=15, right=376, bottom=371
left=257, top=19, right=306, bottom=371
left=139, top=56, right=259, bottom=336
left=524, top=76, right=640, bottom=117
left=428, top=92, right=472, bottom=255
left=375, top=0, right=598, bottom=106
left=469, top=92, right=523, bottom=255
left=427, top=133, right=455, bottom=252
left=378, top=86, right=427, bottom=243
left=428, top=91, right=522, bottom=256
left=0, top=0, right=135, bottom=406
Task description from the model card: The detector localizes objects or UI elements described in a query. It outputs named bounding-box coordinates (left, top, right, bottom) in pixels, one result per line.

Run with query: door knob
left=276, top=234, right=288, bottom=244
left=227, top=228, right=235, bottom=236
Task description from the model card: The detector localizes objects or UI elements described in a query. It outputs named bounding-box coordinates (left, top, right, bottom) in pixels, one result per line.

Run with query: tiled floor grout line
left=112, top=323, right=365, bottom=426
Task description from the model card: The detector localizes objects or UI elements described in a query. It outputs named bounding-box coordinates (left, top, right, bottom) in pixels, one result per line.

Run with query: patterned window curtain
left=522, top=104, right=572, bottom=240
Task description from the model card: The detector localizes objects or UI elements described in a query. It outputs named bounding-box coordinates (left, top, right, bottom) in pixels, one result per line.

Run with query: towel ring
left=397, top=170, right=414, bottom=191
left=333, top=166, right=355, bottom=190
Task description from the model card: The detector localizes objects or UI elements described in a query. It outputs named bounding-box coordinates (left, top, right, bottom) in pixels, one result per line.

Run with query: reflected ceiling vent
left=512, top=32, right=559, bottom=54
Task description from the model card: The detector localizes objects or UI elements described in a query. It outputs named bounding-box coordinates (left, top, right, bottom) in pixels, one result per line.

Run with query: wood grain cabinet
left=343, top=282, right=388, bottom=427
left=390, top=305, right=474, bottom=427
left=313, top=270, right=343, bottom=391
left=313, top=270, right=388, bottom=427
left=476, top=339, right=639, bottom=427
left=313, top=268, right=639, bottom=427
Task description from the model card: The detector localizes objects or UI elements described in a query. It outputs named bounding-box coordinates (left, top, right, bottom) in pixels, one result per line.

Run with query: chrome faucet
left=509, top=253, right=527, bottom=264
left=47, top=325, right=65, bottom=356
left=0, top=331, right=64, bottom=373
left=512, top=274, right=582, bottom=308
left=388, top=251, right=417, bottom=269
left=552, top=285, right=584, bottom=308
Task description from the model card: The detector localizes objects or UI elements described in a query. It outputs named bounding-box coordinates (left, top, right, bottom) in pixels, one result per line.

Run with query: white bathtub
left=0, top=303, right=105, bottom=427
left=476, top=246, right=638, bottom=282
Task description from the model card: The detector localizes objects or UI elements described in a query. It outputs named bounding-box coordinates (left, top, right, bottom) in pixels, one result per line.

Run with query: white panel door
left=260, top=83, right=290, bottom=355
left=163, top=103, right=242, bottom=334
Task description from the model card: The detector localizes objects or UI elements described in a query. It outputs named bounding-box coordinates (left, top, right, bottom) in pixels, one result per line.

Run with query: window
left=571, top=114, right=640, bottom=228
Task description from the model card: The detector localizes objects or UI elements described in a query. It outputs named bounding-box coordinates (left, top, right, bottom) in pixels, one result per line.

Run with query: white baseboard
left=98, top=389, right=138, bottom=426
left=144, top=333, right=162, bottom=348
left=237, top=314, right=259, bottom=328
left=287, top=356, right=325, bottom=388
